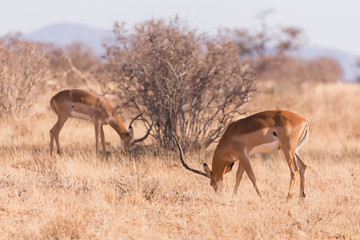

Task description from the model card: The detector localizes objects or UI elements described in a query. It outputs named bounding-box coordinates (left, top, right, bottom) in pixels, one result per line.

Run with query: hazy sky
left=1, top=0, right=360, bottom=56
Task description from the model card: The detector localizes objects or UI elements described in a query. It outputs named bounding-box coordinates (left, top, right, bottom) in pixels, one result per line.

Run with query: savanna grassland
left=0, top=80, right=360, bottom=240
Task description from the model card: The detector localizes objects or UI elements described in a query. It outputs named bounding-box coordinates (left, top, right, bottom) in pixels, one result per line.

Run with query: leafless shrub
left=44, top=41, right=100, bottom=88
left=100, top=18, right=256, bottom=150
left=260, top=56, right=343, bottom=92
left=64, top=41, right=99, bottom=85
left=233, top=10, right=306, bottom=79
left=234, top=10, right=304, bottom=57
left=233, top=11, right=343, bottom=92
left=0, top=38, right=49, bottom=117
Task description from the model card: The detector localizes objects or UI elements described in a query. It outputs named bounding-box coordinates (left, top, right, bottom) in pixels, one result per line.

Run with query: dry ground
left=0, top=82, right=360, bottom=239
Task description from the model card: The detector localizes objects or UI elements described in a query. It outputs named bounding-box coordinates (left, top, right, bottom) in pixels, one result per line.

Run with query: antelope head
left=173, top=134, right=233, bottom=194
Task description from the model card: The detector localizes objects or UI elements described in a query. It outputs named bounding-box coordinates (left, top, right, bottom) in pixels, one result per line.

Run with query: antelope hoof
left=286, top=193, right=293, bottom=201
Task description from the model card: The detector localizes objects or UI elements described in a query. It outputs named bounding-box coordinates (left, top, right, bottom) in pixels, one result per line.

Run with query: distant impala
left=174, top=110, right=309, bottom=199
left=50, top=89, right=155, bottom=155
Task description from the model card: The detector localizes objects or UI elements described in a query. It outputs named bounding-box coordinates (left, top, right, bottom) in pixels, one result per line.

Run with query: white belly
left=248, top=140, right=280, bottom=156
left=70, top=111, right=93, bottom=121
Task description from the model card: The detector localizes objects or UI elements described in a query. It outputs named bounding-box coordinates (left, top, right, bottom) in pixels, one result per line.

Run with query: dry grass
left=1, top=83, right=360, bottom=239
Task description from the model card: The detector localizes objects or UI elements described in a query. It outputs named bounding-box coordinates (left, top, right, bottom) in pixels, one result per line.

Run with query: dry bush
left=44, top=41, right=100, bottom=88
left=231, top=11, right=342, bottom=89
left=233, top=10, right=305, bottom=76
left=65, top=41, right=98, bottom=72
left=101, top=18, right=256, bottom=150
left=258, top=56, right=343, bottom=94
left=235, top=26, right=304, bottom=61
left=233, top=14, right=342, bottom=91
left=44, top=44, right=68, bottom=79
left=0, top=38, right=49, bottom=117
left=309, top=57, right=343, bottom=82
left=64, top=41, right=99, bottom=86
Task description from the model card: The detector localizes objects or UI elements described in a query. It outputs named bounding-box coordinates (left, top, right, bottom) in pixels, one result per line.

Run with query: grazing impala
left=174, top=110, right=309, bottom=199
left=50, top=89, right=155, bottom=155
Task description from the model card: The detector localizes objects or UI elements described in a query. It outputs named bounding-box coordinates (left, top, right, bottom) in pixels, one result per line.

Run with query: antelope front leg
left=233, top=163, right=245, bottom=197
left=230, top=140, right=262, bottom=197
left=100, top=125, right=106, bottom=154
left=241, top=156, right=262, bottom=197
left=49, top=122, right=57, bottom=155
left=94, top=120, right=101, bottom=156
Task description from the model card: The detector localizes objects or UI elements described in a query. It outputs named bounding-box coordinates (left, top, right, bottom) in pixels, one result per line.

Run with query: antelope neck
left=110, top=115, right=130, bottom=138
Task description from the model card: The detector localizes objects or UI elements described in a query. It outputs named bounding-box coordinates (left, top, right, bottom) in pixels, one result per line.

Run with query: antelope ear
left=128, top=126, right=134, bottom=138
left=203, top=163, right=212, bottom=178
left=225, top=162, right=234, bottom=174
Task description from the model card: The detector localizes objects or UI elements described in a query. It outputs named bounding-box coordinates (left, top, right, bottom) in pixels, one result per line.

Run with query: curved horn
left=128, top=113, right=143, bottom=129
left=133, top=116, right=156, bottom=144
left=172, top=133, right=209, bottom=178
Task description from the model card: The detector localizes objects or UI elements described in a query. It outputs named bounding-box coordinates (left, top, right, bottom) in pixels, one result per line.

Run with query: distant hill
left=25, top=23, right=112, bottom=55
left=25, top=23, right=360, bottom=81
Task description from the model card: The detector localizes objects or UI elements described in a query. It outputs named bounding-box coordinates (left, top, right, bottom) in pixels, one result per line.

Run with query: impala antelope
left=50, top=89, right=154, bottom=155
left=174, top=110, right=309, bottom=199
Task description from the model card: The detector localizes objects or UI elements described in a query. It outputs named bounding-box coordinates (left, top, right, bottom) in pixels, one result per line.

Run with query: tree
left=100, top=19, right=256, bottom=150
left=0, top=37, right=49, bottom=117
left=233, top=10, right=305, bottom=75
